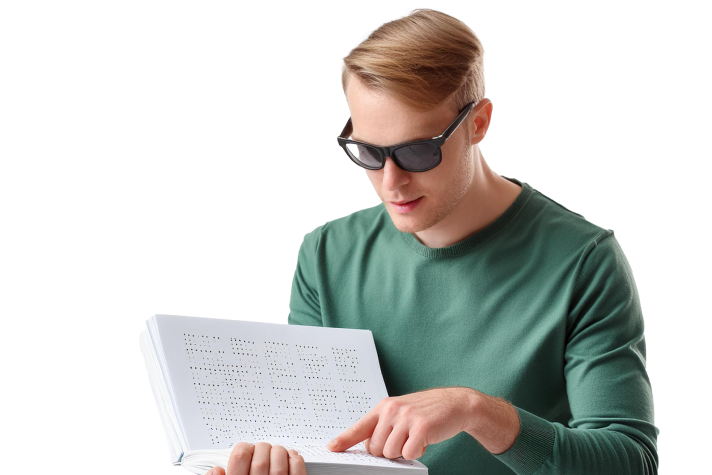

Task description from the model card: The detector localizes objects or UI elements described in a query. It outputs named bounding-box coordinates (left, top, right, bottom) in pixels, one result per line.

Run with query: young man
left=208, top=9, right=659, bottom=475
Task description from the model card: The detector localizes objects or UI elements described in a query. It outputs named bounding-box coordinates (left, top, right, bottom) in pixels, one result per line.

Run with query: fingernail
left=205, top=470, right=214, bottom=475
left=327, top=439, right=337, bottom=448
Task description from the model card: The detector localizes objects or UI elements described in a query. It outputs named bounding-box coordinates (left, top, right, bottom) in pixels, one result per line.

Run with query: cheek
left=442, top=139, right=471, bottom=176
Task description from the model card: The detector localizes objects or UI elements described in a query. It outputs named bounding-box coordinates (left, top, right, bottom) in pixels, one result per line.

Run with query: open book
left=139, top=314, right=428, bottom=474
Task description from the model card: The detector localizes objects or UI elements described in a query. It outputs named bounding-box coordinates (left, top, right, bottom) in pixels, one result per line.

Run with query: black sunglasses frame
left=337, top=101, right=477, bottom=172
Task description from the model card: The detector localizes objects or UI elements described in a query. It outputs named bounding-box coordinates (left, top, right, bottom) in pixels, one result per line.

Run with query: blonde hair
left=341, top=8, right=485, bottom=114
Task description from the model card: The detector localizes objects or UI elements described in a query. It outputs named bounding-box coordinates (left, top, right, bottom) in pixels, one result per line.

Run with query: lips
left=389, top=196, right=423, bottom=214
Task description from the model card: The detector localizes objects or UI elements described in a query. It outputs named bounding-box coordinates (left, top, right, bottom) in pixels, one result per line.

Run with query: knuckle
left=230, top=446, right=252, bottom=459
left=402, top=445, right=423, bottom=460
left=252, top=459, right=269, bottom=472
left=382, top=445, right=400, bottom=460
left=367, top=441, right=383, bottom=457
left=411, top=426, right=428, bottom=441
left=384, top=401, right=402, bottom=416
left=231, top=449, right=247, bottom=459
left=377, top=397, right=392, bottom=409
left=367, top=447, right=381, bottom=457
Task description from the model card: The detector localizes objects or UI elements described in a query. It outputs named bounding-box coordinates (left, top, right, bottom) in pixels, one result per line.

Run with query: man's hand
left=327, top=387, right=521, bottom=459
left=326, top=387, right=482, bottom=460
left=206, top=442, right=306, bottom=475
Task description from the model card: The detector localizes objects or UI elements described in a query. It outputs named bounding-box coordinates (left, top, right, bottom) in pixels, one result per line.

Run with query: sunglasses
left=337, top=101, right=476, bottom=172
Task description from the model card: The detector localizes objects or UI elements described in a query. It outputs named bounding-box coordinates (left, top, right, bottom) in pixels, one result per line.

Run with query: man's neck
left=412, top=159, right=522, bottom=249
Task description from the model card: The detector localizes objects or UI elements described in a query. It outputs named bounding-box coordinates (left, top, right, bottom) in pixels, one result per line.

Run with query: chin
left=387, top=210, right=429, bottom=234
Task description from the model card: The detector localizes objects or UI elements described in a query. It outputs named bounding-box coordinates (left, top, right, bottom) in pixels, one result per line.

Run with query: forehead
left=345, top=77, right=453, bottom=145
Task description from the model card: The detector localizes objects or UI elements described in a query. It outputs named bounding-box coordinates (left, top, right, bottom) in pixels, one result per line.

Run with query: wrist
left=463, top=389, right=520, bottom=455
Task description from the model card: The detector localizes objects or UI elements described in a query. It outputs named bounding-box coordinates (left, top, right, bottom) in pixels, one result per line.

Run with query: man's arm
left=325, top=228, right=655, bottom=474
left=287, top=225, right=325, bottom=328
left=470, top=230, right=659, bottom=475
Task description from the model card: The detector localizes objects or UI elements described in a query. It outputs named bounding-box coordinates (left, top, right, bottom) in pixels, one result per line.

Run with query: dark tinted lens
left=393, top=143, right=441, bottom=171
left=345, top=143, right=382, bottom=168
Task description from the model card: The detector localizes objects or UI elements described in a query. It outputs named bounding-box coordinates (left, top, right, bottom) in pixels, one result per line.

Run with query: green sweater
left=287, top=176, right=659, bottom=475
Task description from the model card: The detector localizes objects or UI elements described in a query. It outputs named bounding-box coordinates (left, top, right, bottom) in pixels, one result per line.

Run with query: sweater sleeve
left=287, top=225, right=324, bottom=328
left=492, top=230, right=660, bottom=475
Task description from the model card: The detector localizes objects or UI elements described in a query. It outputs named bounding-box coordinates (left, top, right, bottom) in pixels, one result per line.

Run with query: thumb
left=327, top=411, right=379, bottom=452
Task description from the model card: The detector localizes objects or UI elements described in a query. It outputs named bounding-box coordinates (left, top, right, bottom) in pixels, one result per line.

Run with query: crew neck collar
left=394, top=176, right=533, bottom=259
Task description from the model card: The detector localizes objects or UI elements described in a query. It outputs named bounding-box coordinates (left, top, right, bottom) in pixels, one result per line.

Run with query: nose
left=381, top=155, right=410, bottom=190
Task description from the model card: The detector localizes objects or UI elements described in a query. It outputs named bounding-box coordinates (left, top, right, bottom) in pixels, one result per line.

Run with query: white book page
left=139, top=328, right=185, bottom=462
left=154, top=314, right=390, bottom=452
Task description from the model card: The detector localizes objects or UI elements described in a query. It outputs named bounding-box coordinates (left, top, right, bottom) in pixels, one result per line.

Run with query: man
left=207, top=8, right=659, bottom=475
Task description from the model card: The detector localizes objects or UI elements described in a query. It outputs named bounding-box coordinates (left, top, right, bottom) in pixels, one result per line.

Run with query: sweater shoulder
left=523, top=185, right=613, bottom=256
left=301, top=202, right=388, bottom=249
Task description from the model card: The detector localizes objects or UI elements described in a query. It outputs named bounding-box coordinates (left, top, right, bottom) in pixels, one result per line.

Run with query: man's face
left=345, top=75, right=476, bottom=234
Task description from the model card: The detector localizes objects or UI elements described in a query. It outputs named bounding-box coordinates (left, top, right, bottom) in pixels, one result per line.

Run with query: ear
left=468, top=98, right=493, bottom=145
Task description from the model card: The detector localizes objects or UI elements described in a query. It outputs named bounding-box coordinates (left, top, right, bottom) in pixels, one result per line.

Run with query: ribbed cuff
left=492, top=405, right=556, bottom=475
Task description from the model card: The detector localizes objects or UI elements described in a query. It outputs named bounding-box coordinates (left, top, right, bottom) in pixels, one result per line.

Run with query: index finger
left=327, top=410, right=379, bottom=452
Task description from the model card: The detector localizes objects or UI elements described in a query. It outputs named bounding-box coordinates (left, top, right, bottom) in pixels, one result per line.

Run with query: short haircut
left=341, top=8, right=485, bottom=115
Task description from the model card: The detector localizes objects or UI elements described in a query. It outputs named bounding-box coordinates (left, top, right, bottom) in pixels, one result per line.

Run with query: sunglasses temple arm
left=339, top=118, right=353, bottom=139
left=439, top=102, right=475, bottom=140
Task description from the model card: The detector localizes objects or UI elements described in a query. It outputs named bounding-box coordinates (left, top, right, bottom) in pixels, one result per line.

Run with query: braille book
left=140, top=314, right=429, bottom=474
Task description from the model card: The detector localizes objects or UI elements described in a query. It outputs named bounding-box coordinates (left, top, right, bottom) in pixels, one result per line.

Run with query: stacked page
left=140, top=314, right=428, bottom=474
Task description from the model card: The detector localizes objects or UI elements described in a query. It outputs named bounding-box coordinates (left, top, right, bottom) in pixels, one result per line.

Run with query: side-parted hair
left=341, top=8, right=485, bottom=114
